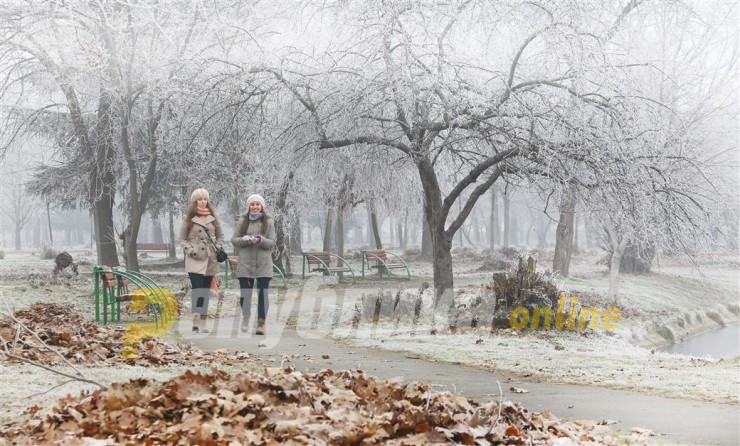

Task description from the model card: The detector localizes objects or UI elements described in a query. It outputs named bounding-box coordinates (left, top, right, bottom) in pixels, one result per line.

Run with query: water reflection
left=663, top=325, right=740, bottom=359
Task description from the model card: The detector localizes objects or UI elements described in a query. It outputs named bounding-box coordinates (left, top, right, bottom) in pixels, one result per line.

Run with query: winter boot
left=199, top=315, right=210, bottom=333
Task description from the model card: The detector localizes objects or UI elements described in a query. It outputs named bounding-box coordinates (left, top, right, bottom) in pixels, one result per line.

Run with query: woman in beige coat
left=231, top=194, right=275, bottom=335
left=179, top=188, right=224, bottom=333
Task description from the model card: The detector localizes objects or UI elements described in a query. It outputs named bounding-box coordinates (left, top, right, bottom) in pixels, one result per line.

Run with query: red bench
left=360, top=249, right=411, bottom=280
left=301, top=251, right=356, bottom=282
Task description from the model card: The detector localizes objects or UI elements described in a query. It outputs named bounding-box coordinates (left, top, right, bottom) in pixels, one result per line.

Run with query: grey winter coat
left=231, top=213, right=276, bottom=278
left=179, top=215, right=224, bottom=276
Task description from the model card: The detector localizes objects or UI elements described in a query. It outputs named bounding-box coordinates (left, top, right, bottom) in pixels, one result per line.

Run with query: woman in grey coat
left=179, top=188, right=224, bottom=333
left=231, top=194, right=276, bottom=334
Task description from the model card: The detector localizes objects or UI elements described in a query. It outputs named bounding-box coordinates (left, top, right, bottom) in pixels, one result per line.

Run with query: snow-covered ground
left=2, top=247, right=738, bottom=405
left=291, top=253, right=740, bottom=404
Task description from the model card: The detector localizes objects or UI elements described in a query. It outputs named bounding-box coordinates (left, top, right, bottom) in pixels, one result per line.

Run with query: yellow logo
left=510, top=295, right=620, bottom=330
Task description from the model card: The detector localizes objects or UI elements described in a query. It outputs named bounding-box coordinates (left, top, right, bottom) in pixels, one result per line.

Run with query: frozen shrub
left=40, top=245, right=58, bottom=260
left=0, top=250, right=4, bottom=260
left=404, top=247, right=421, bottom=256
left=478, top=257, right=510, bottom=272
left=657, top=325, right=676, bottom=344
left=497, top=247, right=519, bottom=259
left=706, top=310, right=726, bottom=327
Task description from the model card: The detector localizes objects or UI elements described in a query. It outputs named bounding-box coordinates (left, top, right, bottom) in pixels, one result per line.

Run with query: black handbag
left=194, top=222, right=228, bottom=263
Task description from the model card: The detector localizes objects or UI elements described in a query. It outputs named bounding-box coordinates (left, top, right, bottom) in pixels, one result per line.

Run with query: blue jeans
left=238, top=277, right=271, bottom=320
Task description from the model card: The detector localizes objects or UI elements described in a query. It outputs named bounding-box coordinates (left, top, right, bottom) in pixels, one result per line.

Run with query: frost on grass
left=296, top=266, right=740, bottom=404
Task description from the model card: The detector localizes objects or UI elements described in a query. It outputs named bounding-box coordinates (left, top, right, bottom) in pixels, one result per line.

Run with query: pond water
left=663, top=325, right=740, bottom=359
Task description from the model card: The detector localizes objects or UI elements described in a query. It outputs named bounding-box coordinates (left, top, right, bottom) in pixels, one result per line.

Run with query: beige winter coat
left=231, top=213, right=276, bottom=278
left=179, top=215, right=224, bottom=276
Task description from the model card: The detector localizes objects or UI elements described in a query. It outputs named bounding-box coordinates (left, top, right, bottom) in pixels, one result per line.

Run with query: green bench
left=301, top=251, right=356, bottom=282
left=93, top=266, right=173, bottom=327
left=222, top=256, right=288, bottom=288
left=360, top=249, right=411, bottom=280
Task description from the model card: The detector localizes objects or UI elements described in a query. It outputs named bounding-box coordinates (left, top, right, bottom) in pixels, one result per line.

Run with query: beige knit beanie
left=189, top=188, right=210, bottom=203
left=246, top=194, right=266, bottom=209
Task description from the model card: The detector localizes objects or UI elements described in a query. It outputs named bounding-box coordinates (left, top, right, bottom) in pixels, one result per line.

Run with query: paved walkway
left=175, top=310, right=739, bottom=446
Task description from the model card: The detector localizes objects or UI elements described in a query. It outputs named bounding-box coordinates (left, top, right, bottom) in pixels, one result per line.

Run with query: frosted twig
left=0, top=333, right=103, bottom=388
left=24, top=379, right=76, bottom=399
left=487, top=380, right=504, bottom=435
left=0, top=291, right=84, bottom=376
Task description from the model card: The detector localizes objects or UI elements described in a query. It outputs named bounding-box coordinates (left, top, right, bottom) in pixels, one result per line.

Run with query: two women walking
left=179, top=189, right=275, bottom=335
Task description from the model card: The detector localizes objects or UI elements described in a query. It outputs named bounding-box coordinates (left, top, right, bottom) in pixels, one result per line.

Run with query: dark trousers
left=188, top=273, right=213, bottom=317
left=238, top=277, right=271, bottom=320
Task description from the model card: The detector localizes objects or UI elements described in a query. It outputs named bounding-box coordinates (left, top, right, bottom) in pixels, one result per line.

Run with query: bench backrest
left=99, top=266, right=117, bottom=289
left=364, top=250, right=388, bottom=261
left=137, top=243, right=169, bottom=251
left=115, top=267, right=130, bottom=287
left=304, top=252, right=331, bottom=265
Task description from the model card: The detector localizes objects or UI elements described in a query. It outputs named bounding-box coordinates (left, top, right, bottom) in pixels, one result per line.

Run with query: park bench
left=93, top=266, right=171, bottom=326
left=222, top=256, right=289, bottom=288
left=360, top=249, right=411, bottom=280
left=301, top=251, right=356, bottom=282
left=136, top=243, right=170, bottom=253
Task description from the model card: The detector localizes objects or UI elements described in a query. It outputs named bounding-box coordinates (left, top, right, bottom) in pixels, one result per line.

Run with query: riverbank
left=297, top=261, right=740, bottom=404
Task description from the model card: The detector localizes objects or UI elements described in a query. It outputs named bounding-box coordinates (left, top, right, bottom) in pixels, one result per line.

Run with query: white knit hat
left=246, top=194, right=266, bottom=209
left=189, top=188, right=209, bottom=203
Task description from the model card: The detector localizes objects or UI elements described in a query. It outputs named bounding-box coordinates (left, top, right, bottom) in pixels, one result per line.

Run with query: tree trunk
left=336, top=207, right=345, bottom=265
left=421, top=211, right=432, bottom=259
left=489, top=188, right=497, bottom=251
left=272, top=171, right=295, bottom=277
left=431, top=226, right=454, bottom=309
left=93, top=194, right=119, bottom=266
left=91, top=91, right=119, bottom=267
left=168, top=208, right=176, bottom=259
left=605, top=225, right=628, bottom=299
left=389, top=218, right=395, bottom=246
left=14, top=225, right=21, bottom=251
left=573, top=215, right=579, bottom=252
left=290, top=215, right=302, bottom=254
left=552, top=189, right=576, bottom=276
left=46, top=201, right=53, bottom=245
left=33, top=218, right=40, bottom=246
left=401, top=211, right=408, bottom=251
left=370, top=207, right=382, bottom=249
left=536, top=217, right=551, bottom=249
left=152, top=215, right=164, bottom=243
left=503, top=191, right=511, bottom=247
left=457, top=198, right=463, bottom=247
left=90, top=210, right=95, bottom=251
left=323, top=208, right=334, bottom=253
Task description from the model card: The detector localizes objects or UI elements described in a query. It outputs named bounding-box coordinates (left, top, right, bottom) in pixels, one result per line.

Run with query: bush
left=40, top=245, right=58, bottom=260
left=404, top=247, right=421, bottom=256
left=657, top=325, right=676, bottom=344
left=478, top=257, right=511, bottom=271
left=707, top=310, right=726, bottom=327
left=0, top=250, right=4, bottom=260
left=497, top=247, right=519, bottom=259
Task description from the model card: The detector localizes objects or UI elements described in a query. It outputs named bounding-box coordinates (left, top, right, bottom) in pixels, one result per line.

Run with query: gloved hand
left=254, top=235, right=262, bottom=245
left=242, top=235, right=254, bottom=245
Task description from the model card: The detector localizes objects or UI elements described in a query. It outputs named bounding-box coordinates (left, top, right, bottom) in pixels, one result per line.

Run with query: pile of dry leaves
left=0, top=303, right=259, bottom=367
left=1, top=367, right=619, bottom=445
